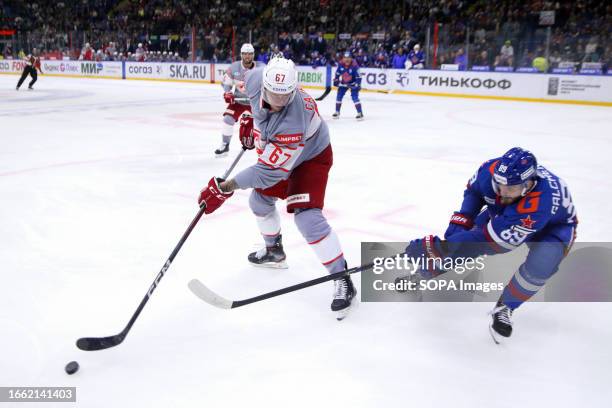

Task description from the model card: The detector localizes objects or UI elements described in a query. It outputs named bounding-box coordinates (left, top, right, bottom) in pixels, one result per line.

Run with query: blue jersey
left=448, top=158, right=578, bottom=251
left=374, top=52, right=389, bottom=68
left=334, top=62, right=361, bottom=87
left=407, top=50, right=424, bottom=66
left=312, top=55, right=327, bottom=67
left=355, top=53, right=370, bottom=67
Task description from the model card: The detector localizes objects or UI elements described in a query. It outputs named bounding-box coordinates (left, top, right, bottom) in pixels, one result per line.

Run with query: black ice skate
left=332, top=111, right=340, bottom=119
left=15, top=86, right=19, bottom=91
left=489, top=300, right=513, bottom=344
left=248, top=235, right=288, bottom=269
left=28, top=86, right=34, bottom=90
left=355, top=112, right=364, bottom=121
left=331, top=275, right=357, bottom=321
left=214, top=142, right=229, bottom=157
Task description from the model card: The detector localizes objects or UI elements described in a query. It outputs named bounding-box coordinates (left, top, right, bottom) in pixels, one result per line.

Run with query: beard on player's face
left=242, top=53, right=254, bottom=65
left=497, top=181, right=533, bottom=205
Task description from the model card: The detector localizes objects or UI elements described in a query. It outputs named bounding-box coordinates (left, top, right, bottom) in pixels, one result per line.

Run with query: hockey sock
left=295, top=209, right=345, bottom=274
left=256, top=209, right=281, bottom=247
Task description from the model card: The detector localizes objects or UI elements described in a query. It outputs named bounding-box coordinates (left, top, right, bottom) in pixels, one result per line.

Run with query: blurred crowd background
left=0, top=0, right=610, bottom=72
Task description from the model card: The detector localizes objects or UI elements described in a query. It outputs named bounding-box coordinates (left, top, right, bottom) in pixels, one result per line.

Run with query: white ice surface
left=1, top=75, right=611, bottom=407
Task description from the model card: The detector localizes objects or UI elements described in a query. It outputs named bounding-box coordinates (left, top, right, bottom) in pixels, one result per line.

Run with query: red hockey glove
left=444, top=212, right=474, bottom=239
left=239, top=113, right=255, bottom=150
left=223, top=92, right=235, bottom=104
left=198, top=177, right=233, bottom=214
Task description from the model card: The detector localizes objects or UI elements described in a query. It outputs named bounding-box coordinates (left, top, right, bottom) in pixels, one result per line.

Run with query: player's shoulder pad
left=467, top=157, right=499, bottom=187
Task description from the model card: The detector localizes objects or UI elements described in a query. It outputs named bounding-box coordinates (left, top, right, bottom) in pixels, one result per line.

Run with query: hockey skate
left=28, top=86, right=34, bottom=90
left=331, top=275, right=357, bottom=321
left=355, top=112, right=364, bottom=121
left=488, top=300, right=513, bottom=344
left=332, top=111, right=340, bottom=119
left=248, top=235, right=288, bottom=269
left=214, top=142, right=229, bottom=157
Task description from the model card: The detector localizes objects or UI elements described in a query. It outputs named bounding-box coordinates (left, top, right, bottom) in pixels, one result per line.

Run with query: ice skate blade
left=335, top=296, right=357, bottom=321
left=356, top=117, right=364, bottom=121
left=488, top=324, right=509, bottom=345
left=250, top=260, right=289, bottom=269
left=335, top=305, right=352, bottom=321
left=215, top=152, right=229, bottom=158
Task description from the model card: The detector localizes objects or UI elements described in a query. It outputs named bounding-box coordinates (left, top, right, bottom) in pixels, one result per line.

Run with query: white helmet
left=262, top=56, right=297, bottom=107
left=241, top=43, right=255, bottom=54
left=138, top=43, right=143, bottom=48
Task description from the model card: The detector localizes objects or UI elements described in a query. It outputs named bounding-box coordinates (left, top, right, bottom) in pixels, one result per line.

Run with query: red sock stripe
left=323, top=252, right=344, bottom=266
left=308, top=233, right=330, bottom=245
left=507, top=280, right=532, bottom=302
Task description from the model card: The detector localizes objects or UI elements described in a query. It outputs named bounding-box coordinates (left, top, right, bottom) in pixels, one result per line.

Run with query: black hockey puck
left=65, top=361, right=79, bottom=375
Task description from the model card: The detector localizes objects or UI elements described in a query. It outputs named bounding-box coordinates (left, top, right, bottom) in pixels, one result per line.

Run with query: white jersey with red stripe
left=222, top=60, right=263, bottom=105
left=233, top=67, right=330, bottom=190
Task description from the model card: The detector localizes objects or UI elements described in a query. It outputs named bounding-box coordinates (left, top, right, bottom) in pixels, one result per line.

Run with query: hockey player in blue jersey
left=332, top=52, right=364, bottom=120
left=407, top=44, right=425, bottom=69
left=404, top=147, right=578, bottom=342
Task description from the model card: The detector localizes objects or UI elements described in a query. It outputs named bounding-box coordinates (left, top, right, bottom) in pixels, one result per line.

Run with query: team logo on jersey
left=520, top=215, right=536, bottom=229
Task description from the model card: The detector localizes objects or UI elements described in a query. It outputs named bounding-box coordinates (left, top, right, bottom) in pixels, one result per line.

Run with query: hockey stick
left=76, top=148, right=247, bottom=351
left=188, top=255, right=399, bottom=309
left=315, top=86, right=331, bottom=101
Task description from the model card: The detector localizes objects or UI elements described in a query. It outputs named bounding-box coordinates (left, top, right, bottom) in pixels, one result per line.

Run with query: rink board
left=1, top=59, right=610, bottom=106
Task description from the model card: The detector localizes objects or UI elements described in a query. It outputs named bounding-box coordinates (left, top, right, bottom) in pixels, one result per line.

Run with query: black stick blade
left=76, top=334, right=125, bottom=351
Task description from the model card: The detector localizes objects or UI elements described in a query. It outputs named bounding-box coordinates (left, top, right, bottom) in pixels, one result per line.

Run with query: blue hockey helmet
left=493, top=147, right=538, bottom=195
left=343, top=51, right=352, bottom=59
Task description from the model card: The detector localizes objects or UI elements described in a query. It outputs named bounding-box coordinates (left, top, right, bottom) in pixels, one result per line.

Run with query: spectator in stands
left=282, top=44, right=293, bottom=60
left=257, top=49, right=269, bottom=64
left=355, top=48, right=371, bottom=67
left=583, top=36, right=600, bottom=62
left=391, top=47, right=407, bottom=69
left=3, top=0, right=609, bottom=72
left=495, top=40, right=514, bottom=67
left=454, top=48, right=467, bottom=70
left=520, top=50, right=535, bottom=67
left=311, top=50, right=327, bottom=67
left=313, top=32, right=327, bottom=55
left=549, top=50, right=562, bottom=69
left=473, top=50, right=490, bottom=67
left=374, top=48, right=390, bottom=68
left=3, top=44, right=13, bottom=59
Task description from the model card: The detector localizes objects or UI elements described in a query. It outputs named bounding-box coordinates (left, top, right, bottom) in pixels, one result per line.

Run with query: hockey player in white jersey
left=214, top=43, right=263, bottom=156
left=199, top=56, right=356, bottom=319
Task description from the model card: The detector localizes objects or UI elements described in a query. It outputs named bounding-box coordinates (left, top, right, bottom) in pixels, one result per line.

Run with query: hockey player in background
left=214, top=43, right=262, bottom=157
left=407, top=44, right=425, bottom=69
left=404, top=147, right=577, bottom=342
left=198, top=56, right=356, bottom=319
left=16, top=49, right=43, bottom=91
left=332, top=52, right=363, bottom=120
